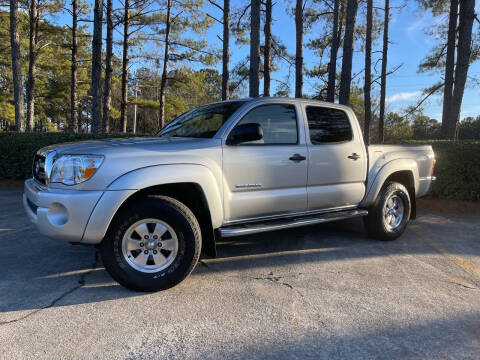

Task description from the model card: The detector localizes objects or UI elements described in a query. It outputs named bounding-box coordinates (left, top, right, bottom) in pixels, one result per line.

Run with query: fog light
left=47, top=203, right=68, bottom=226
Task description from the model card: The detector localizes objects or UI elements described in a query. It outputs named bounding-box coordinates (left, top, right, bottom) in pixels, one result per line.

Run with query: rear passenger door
left=304, top=105, right=367, bottom=211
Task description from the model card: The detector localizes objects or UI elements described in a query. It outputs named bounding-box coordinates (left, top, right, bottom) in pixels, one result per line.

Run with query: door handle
left=289, top=154, right=306, bottom=162
left=348, top=153, right=361, bottom=161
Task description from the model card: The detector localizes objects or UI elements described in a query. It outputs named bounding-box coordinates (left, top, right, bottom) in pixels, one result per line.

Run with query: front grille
left=33, top=154, right=46, bottom=185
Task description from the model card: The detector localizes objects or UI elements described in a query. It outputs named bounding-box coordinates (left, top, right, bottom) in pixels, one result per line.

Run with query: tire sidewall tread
left=364, top=181, right=411, bottom=241
left=100, top=195, right=201, bottom=292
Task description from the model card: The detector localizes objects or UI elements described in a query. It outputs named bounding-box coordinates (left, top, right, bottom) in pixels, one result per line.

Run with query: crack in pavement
left=0, top=251, right=100, bottom=326
left=253, top=272, right=294, bottom=290
left=199, top=260, right=300, bottom=287
left=199, top=260, right=309, bottom=299
left=199, top=259, right=324, bottom=325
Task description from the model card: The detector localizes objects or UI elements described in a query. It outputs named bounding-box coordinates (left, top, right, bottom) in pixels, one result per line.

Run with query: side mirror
left=226, top=123, right=263, bottom=145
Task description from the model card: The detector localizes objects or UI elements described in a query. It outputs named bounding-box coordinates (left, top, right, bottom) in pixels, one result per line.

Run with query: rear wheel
left=100, top=195, right=201, bottom=291
left=363, top=181, right=411, bottom=241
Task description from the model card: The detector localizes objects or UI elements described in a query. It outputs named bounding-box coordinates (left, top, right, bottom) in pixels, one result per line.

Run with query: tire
left=100, top=195, right=201, bottom=292
left=363, top=181, right=411, bottom=241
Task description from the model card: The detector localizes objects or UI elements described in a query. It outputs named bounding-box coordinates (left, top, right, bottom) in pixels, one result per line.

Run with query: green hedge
left=1, top=133, right=479, bottom=201
left=399, top=140, right=480, bottom=201
left=0, top=132, right=149, bottom=180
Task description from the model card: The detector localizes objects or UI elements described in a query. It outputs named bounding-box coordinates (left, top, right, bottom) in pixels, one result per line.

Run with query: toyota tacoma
left=23, top=98, right=436, bottom=291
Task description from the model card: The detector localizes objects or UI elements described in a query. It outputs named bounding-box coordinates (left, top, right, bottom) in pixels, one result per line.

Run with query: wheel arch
left=108, top=183, right=217, bottom=257
left=82, top=164, right=222, bottom=257
left=361, top=159, right=419, bottom=219
left=384, top=171, right=416, bottom=219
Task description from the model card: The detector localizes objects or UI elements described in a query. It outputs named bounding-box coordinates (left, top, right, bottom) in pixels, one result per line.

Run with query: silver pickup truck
left=23, top=98, right=436, bottom=291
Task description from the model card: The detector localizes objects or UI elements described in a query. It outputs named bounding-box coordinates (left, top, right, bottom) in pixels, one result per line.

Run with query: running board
left=219, top=209, right=368, bottom=238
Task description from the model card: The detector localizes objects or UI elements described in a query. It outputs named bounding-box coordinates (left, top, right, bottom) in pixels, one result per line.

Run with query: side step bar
left=219, top=209, right=368, bottom=238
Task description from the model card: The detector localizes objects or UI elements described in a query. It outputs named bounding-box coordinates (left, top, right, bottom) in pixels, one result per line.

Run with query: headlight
left=50, top=155, right=104, bottom=185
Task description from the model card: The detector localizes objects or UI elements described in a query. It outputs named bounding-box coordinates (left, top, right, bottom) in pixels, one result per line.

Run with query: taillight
left=430, top=159, right=436, bottom=176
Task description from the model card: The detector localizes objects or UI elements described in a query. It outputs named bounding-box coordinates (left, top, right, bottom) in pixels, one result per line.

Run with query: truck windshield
left=158, top=101, right=245, bottom=138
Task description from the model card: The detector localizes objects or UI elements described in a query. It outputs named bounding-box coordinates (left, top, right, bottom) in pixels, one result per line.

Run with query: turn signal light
left=430, top=159, right=436, bottom=177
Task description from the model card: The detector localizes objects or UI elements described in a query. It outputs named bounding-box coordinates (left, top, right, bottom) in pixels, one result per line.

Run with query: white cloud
left=406, top=18, right=423, bottom=38
left=386, top=91, right=421, bottom=104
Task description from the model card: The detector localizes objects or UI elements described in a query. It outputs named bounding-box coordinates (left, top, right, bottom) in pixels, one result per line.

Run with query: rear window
left=306, top=106, right=352, bottom=144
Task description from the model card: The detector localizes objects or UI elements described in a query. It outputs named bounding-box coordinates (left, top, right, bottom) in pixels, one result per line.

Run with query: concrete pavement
left=1, top=188, right=479, bottom=359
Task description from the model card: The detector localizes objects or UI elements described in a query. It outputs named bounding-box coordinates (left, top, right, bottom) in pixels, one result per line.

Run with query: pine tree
left=295, top=0, right=303, bottom=98
left=206, top=0, right=231, bottom=100
left=378, top=0, right=390, bottom=143
left=263, top=0, right=272, bottom=97
left=70, top=0, right=78, bottom=133
left=363, top=0, right=372, bottom=145
left=91, top=0, right=103, bottom=133
left=158, top=0, right=171, bottom=128
left=121, top=0, right=130, bottom=133
left=102, top=0, right=114, bottom=133
left=339, top=0, right=358, bottom=106
left=326, top=0, right=340, bottom=103
left=9, top=0, right=24, bottom=132
left=249, top=0, right=260, bottom=97
left=26, top=0, right=38, bottom=132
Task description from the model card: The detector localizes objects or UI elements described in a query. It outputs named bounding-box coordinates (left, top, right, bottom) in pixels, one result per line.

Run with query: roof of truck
left=214, top=97, right=353, bottom=111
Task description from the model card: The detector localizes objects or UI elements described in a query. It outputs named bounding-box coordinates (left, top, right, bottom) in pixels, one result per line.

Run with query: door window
left=235, top=104, right=298, bottom=144
left=306, top=106, right=352, bottom=144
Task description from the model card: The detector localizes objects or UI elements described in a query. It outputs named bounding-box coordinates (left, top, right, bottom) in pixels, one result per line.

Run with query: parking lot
left=1, top=188, right=480, bottom=359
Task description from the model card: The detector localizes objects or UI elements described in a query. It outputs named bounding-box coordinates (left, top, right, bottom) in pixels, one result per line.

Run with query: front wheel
left=363, top=181, right=411, bottom=241
left=100, top=195, right=201, bottom=291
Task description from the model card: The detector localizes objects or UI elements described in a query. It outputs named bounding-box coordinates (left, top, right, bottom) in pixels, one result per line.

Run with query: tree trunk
left=249, top=0, right=260, bottom=98
left=70, top=0, right=78, bottom=133
left=222, top=0, right=230, bottom=100
left=441, top=0, right=458, bottom=139
left=363, top=0, right=372, bottom=145
left=91, top=0, right=103, bottom=133
left=378, top=0, right=390, bottom=143
left=447, top=0, right=475, bottom=139
left=121, top=0, right=130, bottom=133
left=9, top=0, right=24, bottom=132
left=26, top=0, right=38, bottom=132
left=159, top=0, right=172, bottom=128
left=295, top=0, right=303, bottom=98
left=337, top=1, right=344, bottom=50
left=327, top=0, right=339, bottom=103
left=338, top=0, right=357, bottom=106
left=263, top=0, right=272, bottom=97
left=102, top=0, right=113, bottom=133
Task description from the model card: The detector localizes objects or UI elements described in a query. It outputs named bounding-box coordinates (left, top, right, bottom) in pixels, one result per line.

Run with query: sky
left=53, top=0, right=480, bottom=120
left=205, top=0, right=480, bottom=120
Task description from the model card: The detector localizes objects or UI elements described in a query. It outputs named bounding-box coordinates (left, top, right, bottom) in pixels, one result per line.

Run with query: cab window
left=235, top=104, right=298, bottom=145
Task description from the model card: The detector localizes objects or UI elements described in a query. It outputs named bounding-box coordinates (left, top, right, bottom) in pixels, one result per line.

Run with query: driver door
left=222, top=103, right=308, bottom=223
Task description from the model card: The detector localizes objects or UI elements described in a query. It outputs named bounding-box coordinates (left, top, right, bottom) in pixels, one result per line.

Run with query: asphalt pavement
left=1, top=188, right=479, bottom=359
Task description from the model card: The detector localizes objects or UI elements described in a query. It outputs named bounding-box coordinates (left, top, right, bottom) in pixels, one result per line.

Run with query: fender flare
left=81, top=164, right=223, bottom=246
left=360, top=158, right=419, bottom=208
left=107, top=163, right=224, bottom=229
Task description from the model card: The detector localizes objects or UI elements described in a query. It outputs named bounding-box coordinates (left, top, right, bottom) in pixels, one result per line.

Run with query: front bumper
left=23, top=179, right=136, bottom=244
left=23, top=179, right=103, bottom=243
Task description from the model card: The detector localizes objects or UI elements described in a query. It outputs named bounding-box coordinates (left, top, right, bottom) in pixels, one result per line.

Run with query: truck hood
left=39, top=136, right=216, bottom=156
left=39, top=136, right=223, bottom=191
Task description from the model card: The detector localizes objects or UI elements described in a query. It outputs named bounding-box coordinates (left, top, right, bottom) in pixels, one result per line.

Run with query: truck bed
left=367, top=144, right=435, bottom=198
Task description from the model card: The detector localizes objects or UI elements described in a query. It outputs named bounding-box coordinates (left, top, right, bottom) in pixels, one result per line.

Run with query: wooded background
left=1, top=0, right=480, bottom=142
